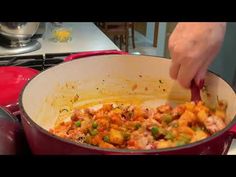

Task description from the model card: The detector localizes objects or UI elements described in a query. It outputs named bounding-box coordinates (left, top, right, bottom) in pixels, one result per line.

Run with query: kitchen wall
left=146, top=22, right=167, bottom=57
left=209, top=22, right=236, bottom=86
left=146, top=22, right=155, bottom=42
left=164, top=22, right=177, bottom=58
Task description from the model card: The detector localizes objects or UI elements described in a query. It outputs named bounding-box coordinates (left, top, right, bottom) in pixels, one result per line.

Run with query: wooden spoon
left=190, top=80, right=204, bottom=102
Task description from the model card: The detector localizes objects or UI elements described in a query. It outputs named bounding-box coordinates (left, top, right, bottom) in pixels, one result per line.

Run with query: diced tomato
left=95, top=110, right=105, bottom=119
left=111, top=115, right=123, bottom=125
left=90, top=135, right=103, bottom=146
left=133, top=116, right=144, bottom=121
left=127, top=140, right=136, bottom=146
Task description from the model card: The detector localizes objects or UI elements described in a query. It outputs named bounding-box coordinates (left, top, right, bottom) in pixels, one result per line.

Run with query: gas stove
left=0, top=30, right=72, bottom=70
left=0, top=53, right=72, bottom=71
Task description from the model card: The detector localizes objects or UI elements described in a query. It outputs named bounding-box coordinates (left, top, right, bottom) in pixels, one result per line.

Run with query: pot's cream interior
left=21, top=55, right=236, bottom=130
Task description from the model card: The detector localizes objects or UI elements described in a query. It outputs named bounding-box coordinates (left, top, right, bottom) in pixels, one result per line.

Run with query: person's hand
left=168, top=22, right=226, bottom=89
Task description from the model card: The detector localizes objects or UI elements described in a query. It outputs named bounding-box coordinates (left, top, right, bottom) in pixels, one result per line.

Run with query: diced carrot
left=95, top=110, right=105, bottom=119
left=177, top=126, right=195, bottom=136
left=97, top=118, right=109, bottom=129
left=111, top=115, right=122, bottom=125
left=110, top=124, right=119, bottom=130
left=90, top=135, right=103, bottom=146
left=99, top=142, right=115, bottom=149
left=194, top=103, right=209, bottom=113
left=109, top=129, right=124, bottom=145
left=157, top=104, right=172, bottom=113
left=133, top=116, right=144, bottom=121
left=197, top=110, right=208, bottom=122
left=134, top=108, right=143, bottom=117
left=178, top=110, right=197, bottom=126
left=184, top=102, right=195, bottom=111
left=127, top=140, right=135, bottom=146
left=215, top=110, right=226, bottom=119
left=102, top=104, right=113, bottom=112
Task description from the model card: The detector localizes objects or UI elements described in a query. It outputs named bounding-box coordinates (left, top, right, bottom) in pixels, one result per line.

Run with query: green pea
left=162, top=114, right=173, bottom=124
left=75, top=120, right=81, bottom=127
left=159, top=127, right=166, bottom=135
left=165, top=132, right=174, bottom=140
left=85, top=136, right=91, bottom=144
left=123, top=132, right=130, bottom=141
left=176, top=140, right=186, bottom=146
left=92, top=121, right=98, bottom=129
left=89, top=129, right=98, bottom=136
left=172, top=123, right=179, bottom=128
left=176, top=134, right=191, bottom=146
left=151, top=126, right=159, bottom=137
left=134, top=123, right=141, bottom=130
left=196, top=126, right=202, bottom=131
left=103, top=135, right=110, bottom=142
left=181, top=134, right=191, bottom=142
left=192, top=126, right=201, bottom=131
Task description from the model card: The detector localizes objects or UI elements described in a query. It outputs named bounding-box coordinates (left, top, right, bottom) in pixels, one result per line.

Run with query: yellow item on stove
left=53, top=28, right=71, bottom=42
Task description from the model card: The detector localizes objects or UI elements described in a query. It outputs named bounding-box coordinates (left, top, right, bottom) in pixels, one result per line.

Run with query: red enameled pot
left=1, top=50, right=236, bottom=154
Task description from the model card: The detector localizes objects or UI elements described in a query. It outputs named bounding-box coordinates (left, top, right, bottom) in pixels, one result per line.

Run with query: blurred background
left=96, top=22, right=236, bottom=88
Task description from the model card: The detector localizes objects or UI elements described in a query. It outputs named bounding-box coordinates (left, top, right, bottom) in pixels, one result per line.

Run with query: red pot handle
left=229, top=124, right=236, bottom=139
left=0, top=107, right=19, bottom=122
left=64, top=50, right=128, bottom=62
left=0, top=106, right=24, bottom=155
left=4, top=102, right=21, bottom=117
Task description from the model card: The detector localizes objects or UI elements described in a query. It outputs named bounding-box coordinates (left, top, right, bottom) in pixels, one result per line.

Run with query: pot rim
left=19, top=54, right=236, bottom=154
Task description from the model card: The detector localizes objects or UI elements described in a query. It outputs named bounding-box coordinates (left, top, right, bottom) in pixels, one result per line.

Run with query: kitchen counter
left=0, top=22, right=119, bottom=57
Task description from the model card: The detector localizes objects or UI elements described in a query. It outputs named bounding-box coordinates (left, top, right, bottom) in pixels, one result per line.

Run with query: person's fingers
left=176, top=64, right=198, bottom=89
left=194, top=69, right=207, bottom=89
left=194, top=46, right=220, bottom=87
left=169, top=61, right=181, bottom=80
left=168, top=37, right=175, bottom=53
left=169, top=43, right=193, bottom=83
left=168, top=36, right=181, bottom=80
left=194, top=60, right=210, bottom=87
left=194, top=52, right=216, bottom=87
left=176, top=56, right=206, bottom=89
